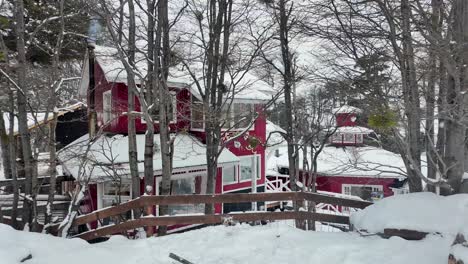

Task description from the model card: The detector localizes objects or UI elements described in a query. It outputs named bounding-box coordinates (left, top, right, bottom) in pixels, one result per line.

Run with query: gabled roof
left=2, top=102, right=86, bottom=136
left=332, top=105, right=363, bottom=114
left=58, top=132, right=239, bottom=182
left=86, top=45, right=272, bottom=103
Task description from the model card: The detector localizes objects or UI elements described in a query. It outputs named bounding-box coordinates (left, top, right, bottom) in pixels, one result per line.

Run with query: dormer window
left=222, top=103, right=254, bottom=130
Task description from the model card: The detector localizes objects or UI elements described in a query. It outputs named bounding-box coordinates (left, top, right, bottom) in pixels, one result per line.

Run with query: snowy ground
left=0, top=223, right=453, bottom=264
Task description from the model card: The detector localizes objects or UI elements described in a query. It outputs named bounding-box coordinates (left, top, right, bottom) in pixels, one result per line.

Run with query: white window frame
left=342, top=184, right=383, bottom=197
left=97, top=180, right=132, bottom=210
left=190, top=99, right=205, bottom=131
left=141, top=91, right=177, bottom=124
left=155, top=174, right=207, bottom=216
left=342, top=133, right=355, bottom=144
left=331, top=133, right=342, bottom=143
left=239, top=154, right=261, bottom=183
left=102, top=90, right=112, bottom=124
left=356, top=134, right=363, bottom=144
left=222, top=164, right=238, bottom=185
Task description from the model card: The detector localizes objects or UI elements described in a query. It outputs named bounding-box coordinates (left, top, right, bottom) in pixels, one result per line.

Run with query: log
left=169, top=253, right=194, bottom=264
left=382, top=228, right=428, bottom=240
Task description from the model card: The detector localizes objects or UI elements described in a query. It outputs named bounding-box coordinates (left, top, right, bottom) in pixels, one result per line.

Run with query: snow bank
left=351, top=192, right=468, bottom=235
left=0, top=223, right=454, bottom=264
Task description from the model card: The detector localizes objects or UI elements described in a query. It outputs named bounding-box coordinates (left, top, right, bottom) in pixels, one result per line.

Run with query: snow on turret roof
left=58, top=132, right=239, bottom=182
left=332, top=105, right=363, bottom=114
left=334, top=126, right=374, bottom=134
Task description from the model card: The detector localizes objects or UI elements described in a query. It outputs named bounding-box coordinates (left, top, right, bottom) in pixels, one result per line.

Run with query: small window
left=356, top=134, right=363, bottom=143
left=343, top=133, right=354, bottom=143
left=103, top=90, right=112, bottom=124
left=223, top=165, right=237, bottom=184
left=332, top=133, right=342, bottom=142
left=191, top=99, right=204, bottom=130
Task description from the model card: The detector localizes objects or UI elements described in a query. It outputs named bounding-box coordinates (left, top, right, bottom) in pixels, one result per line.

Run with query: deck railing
left=68, top=191, right=372, bottom=241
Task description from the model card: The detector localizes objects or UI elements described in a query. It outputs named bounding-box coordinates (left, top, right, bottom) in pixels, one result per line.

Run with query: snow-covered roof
left=267, top=145, right=407, bottom=179
left=334, top=126, right=374, bottom=134
left=2, top=102, right=86, bottom=136
left=58, top=133, right=239, bottom=182
left=91, top=45, right=272, bottom=103
left=266, top=120, right=286, bottom=147
left=332, top=105, right=363, bottom=115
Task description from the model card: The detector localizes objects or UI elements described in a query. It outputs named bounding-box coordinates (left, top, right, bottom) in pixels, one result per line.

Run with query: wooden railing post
left=145, top=204, right=154, bottom=237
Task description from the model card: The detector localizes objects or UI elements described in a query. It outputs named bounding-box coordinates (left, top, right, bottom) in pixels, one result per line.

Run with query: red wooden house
left=266, top=105, right=408, bottom=203
left=58, top=46, right=271, bottom=227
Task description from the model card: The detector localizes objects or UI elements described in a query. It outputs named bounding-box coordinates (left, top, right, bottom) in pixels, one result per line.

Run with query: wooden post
left=145, top=203, right=154, bottom=237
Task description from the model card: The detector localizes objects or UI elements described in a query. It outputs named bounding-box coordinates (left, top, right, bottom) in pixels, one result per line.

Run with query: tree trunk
left=401, top=0, right=423, bottom=192
left=14, top=0, right=37, bottom=229
left=127, top=0, right=141, bottom=215
left=143, top=0, right=156, bottom=202
left=425, top=0, right=440, bottom=193
left=8, top=92, right=19, bottom=229
left=157, top=0, right=173, bottom=236
left=0, top=110, right=11, bottom=179
left=444, top=0, right=468, bottom=194
left=45, top=0, right=65, bottom=229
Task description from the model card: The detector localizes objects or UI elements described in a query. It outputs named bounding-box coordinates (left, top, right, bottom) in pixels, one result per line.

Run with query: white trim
left=190, top=98, right=205, bottom=131
left=102, top=89, right=112, bottom=124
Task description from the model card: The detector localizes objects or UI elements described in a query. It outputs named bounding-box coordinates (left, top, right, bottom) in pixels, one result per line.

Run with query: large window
left=223, top=165, right=237, bottom=184
left=239, top=155, right=261, bottom=181
left=102, top=90, right=112, bottom=124
left=100, top=181, right=132, bottom=225
left=102, top=181, right=131, bottom=208
left=342, top=184, right=383, bottom=202
left=161, top=176, right=204, bottom=215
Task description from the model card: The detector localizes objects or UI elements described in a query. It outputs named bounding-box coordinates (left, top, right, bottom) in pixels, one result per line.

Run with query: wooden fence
left=69, top=192, right=372, bottom=241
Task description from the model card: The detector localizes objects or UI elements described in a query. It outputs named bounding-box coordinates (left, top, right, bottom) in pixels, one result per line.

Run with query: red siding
left=336, top=113, right=357, bottom=127
left=316, top=175, right=395, bottom=197
left=93, top=63, right=191, bottom=134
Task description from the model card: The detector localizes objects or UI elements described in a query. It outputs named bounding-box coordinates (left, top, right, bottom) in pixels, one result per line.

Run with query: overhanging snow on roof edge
left=58, top=133, right=239, bottom=182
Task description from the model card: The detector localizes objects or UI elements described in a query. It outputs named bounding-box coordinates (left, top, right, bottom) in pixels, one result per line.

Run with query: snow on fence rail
left=64, top=192, right=372, bottom=241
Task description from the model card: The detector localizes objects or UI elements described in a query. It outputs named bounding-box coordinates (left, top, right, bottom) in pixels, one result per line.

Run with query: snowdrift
left=350, top=192, right=468, bottom=235
left=0, top=222, right=454, bottom=264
